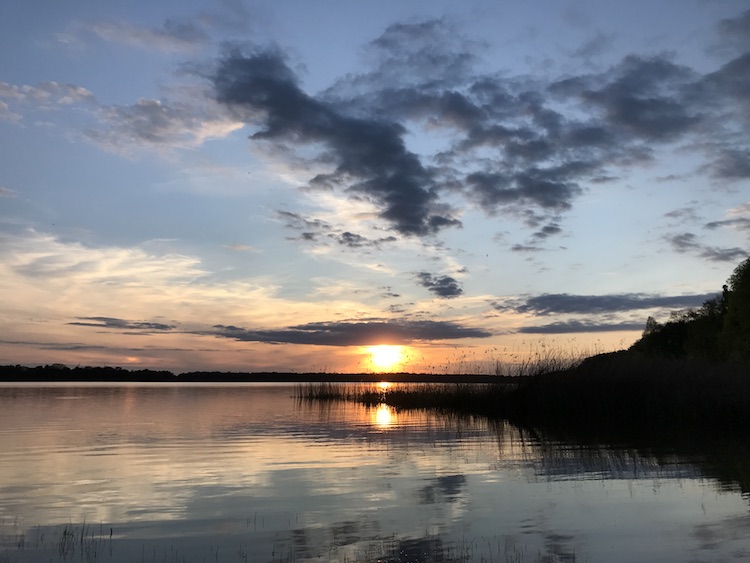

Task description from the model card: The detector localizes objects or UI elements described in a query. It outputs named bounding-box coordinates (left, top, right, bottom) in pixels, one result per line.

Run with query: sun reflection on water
left=372, top=403, right=395, bottom=429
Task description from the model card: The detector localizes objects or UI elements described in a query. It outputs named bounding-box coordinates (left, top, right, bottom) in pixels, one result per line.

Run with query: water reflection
left=0, top=383, right=749, bottom=562
left=372, top=403, right=395, bottom=428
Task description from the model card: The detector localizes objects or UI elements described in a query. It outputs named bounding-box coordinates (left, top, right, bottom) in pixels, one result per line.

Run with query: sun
left=366, top=345, right=406, bottom=372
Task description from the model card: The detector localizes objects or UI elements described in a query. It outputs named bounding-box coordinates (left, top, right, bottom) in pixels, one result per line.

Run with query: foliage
left=720, top=257, right=750, bottom=362
left=630, top=256, right=749, bottom=363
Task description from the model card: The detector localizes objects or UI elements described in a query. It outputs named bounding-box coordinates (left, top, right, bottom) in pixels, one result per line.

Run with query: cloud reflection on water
left=1, top=383, right=749, bottom=562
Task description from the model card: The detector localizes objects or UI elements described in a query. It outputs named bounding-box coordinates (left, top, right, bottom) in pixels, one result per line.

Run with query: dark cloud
left=710, top=149, right=750, bottom=180
left=668, top=232, right=701, bottom=253
left=511, top=244, right=545, bottom=253
left=69, top=316, right=175, bottom=331
left=562, top=55, right=701, bottom=141
left=532, top=222, right=562, bottom=240
left=213, top=46, right=460, bottom=236
left=666, top=233, right=747, bottom=262
left=664, top=206, right=702, bottom=223
left=335, top=231, right=397, bottom=249
left=208, top=15, right=748, bottom=243
left=705, top=217, right=750, bottom=234
left=465, top=167, right=584, bottom=213
left=380, top=287, right=401, bottom=298
left=208, top=319, right=490, bottom=346
left=714, top=10, right=750, bottom=54
left=517, top=320, right=645, bottom=334
left=503, top=292, right=719, bottom=316
left=416, top=272, right=463, bottom=298
left=698, top=246, right=747, bottom=263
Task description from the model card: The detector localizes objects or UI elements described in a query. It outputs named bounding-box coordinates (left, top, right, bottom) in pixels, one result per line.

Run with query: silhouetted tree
left=720, top=257, right=750, bottom=362
left=631, top=256, right=749, bottom=364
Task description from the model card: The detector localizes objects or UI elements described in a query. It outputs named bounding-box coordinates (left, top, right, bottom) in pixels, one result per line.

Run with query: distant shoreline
left=0, top=365, right=508, bottom=384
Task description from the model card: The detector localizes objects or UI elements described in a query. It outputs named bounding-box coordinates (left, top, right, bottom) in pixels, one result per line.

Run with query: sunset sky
left=1, top=0, right=748, bottom=373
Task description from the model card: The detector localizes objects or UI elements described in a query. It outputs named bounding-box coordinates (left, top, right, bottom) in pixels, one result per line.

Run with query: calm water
left=0, top=384, right=749, bottom=562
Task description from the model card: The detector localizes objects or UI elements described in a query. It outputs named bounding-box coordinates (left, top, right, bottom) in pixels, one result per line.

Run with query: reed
left=298, top=351, right=750, bottom=438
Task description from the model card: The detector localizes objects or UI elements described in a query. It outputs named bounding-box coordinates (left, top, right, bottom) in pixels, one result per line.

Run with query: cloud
left=0, top=100, right=21, bottom=123
left=82, top=19, right=211, bottom=53
left=517, top=320, right=645, bottom=334
left=416, top=272, right=463, bottom=298
left=709, top=149, right=750, bottom=180
left=6, top=232, right=203, bottom=282
left=87, top=97, right=242, bottom=152
left=207, top=319, right=490, bottom=346
left=666, top=232, right=747, bottom=262
left=573, top=32, right=615, bottom=61
left=705, top=217, right=750, bottom=234
left=715, top=10, right=750, bottom=53
left=212, top=46, right=461, bottom=237
left=277, top=210, right=396, bottom=248
left=0, top=78, right=242, bottom=153
left=580, top=55, right=701, bottom=141
left=502, top=292, right=720, bottom=316
left=0, top=80, right=95, bottom=109
left=664, top=205, right=702, bottom=223
left=69, top=316, right=175, bottom=332
left=532, top=222, right=562, bottom=240
left=511, top=244, right=545, bottom=253
left=224, top=244, right=259, bottom=252
left=0, top=186, right=17, bottom=198
left=704, top=202, right=750, bottom=238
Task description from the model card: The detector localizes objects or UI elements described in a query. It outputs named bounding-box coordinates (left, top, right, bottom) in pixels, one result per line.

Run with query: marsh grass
left=299, top=352, right=750, bottom=437
left=296, top=381, right=515, bottom=415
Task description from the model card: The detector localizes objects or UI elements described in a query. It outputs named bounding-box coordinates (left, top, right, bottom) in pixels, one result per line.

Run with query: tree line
left=630, top=257, right=750, bottom=363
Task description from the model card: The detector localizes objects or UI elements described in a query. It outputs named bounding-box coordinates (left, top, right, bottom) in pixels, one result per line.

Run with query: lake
left=1, top=383, right=749, bottom=562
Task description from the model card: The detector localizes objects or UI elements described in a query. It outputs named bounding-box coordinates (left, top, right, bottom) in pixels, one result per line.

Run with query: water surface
left=1, top=383, right=748, bottom=562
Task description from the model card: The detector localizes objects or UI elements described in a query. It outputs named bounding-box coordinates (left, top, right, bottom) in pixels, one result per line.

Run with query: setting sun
left=366, top=345, right=407, bottom=372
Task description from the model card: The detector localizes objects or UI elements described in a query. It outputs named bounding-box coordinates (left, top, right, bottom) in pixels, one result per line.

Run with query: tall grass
left=299, top=351, right=750, bottom=437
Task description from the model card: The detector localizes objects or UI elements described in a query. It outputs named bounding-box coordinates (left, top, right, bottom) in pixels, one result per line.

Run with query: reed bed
left=298, top=352, right=750, bottom=437
left=296, top=381, right=515, bottom=415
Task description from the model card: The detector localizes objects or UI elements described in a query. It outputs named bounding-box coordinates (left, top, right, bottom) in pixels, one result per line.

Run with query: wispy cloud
left=69, top=316, right=175, bottom=332
left=80, top=19, right=210, bottom=53
left=666, top=232, right=747, bottom=262
left=87, top=96, right=243, bottom=153
left=517, top=320, right=645, bottom=334
left=0, top=80, right=95, bottom=109
left=498, top=292, right=719, bottom=316
left=277, top=210, right=397, bottom=249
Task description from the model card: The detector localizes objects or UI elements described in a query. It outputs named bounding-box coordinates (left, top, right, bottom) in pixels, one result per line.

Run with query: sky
left=0, top=0, right=748, bottom=374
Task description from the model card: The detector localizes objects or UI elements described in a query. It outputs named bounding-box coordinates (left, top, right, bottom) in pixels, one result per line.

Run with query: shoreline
left=0, top=365, right=510, bottom=384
